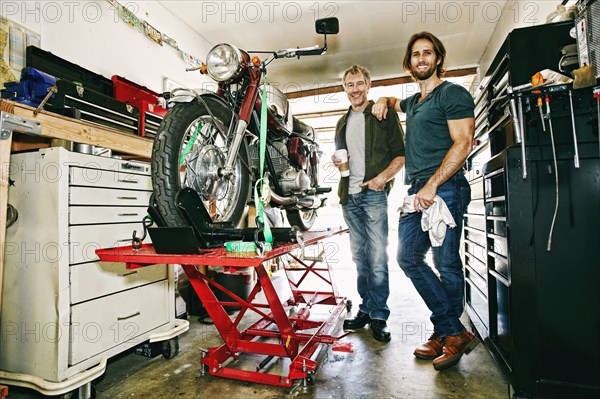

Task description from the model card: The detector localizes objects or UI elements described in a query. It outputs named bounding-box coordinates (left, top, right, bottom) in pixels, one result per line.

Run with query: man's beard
left=413, top=65, right=436, bottom=81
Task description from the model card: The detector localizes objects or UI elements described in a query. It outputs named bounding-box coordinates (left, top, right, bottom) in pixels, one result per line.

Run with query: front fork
left=221, top=119, right=248, bottom=176
left=221, top=66, right=261, bottom=177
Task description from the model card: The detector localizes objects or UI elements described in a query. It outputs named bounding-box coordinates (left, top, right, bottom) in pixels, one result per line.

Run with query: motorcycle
left=151, top=17, right=339, bottom=231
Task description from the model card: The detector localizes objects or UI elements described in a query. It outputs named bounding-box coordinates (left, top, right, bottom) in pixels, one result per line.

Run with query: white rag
left=399, top=194, right=456, bottom=247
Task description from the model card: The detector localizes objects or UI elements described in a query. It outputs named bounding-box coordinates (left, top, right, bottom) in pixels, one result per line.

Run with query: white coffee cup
left=334, top=149, right=349, bottom=177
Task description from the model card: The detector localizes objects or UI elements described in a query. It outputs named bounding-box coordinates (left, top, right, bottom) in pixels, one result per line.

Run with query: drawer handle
left=118, top=213, right=140, bottom=217
left=118, top=179, right=140, bottom=184
left=118, top=271, right=138, bottom=277
left=117, top=196, right=138, bottom=200
left=117, top=311, right=141, bottom=321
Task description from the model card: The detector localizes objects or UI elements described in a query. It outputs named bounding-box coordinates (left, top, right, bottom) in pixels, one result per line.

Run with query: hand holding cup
left=333, top=149, right=349, bottom=177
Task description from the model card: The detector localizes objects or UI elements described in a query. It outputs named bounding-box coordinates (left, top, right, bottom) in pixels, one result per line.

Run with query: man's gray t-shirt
left=346, top=110, right=366, bottom=194
left=400, top=81, right=474, bottom=183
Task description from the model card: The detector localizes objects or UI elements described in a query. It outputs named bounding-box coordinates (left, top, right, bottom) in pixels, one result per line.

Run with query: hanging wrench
left=568, top=90, right=580, bottom=168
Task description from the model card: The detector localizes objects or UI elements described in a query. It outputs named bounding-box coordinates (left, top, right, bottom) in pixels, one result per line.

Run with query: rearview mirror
left=316, top=17, right=339, bottom=35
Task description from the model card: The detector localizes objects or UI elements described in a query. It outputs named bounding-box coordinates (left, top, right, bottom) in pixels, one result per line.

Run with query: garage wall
left=2, top=0, right=213, bottom=93
left=478, top=0, right=564, bottom=78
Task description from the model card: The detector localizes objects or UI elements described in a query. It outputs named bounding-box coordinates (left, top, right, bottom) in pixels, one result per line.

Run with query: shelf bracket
left=1, top=111, right=42, bottom=140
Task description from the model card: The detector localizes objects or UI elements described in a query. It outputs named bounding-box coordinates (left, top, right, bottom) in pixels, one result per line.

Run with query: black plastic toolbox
left=26, top=46, right=113, bottom=96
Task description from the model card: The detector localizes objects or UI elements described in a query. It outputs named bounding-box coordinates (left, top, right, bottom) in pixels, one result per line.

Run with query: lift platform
left=96, top=228, right=350, bottom=387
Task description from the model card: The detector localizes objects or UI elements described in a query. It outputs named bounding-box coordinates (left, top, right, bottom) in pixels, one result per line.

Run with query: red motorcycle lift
left=96, top=228, right=350, bottom=387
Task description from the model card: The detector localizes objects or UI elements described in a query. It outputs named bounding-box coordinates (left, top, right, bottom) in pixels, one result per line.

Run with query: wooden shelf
left=0, top=99, right=152, bottom=158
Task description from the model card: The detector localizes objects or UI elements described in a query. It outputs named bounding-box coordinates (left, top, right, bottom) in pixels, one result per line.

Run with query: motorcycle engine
left=279, top=167, right=311, bottom=194
left=248, top=139, right=311, bottom=194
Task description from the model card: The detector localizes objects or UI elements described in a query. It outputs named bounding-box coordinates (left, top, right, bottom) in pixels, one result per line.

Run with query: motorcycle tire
left=286, top=209, right=317, bottom=231
left=152, top=97, right=250, bottom=228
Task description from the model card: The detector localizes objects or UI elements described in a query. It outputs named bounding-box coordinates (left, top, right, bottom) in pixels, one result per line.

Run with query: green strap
left=255, top=71, right=272, bottom=244
left=180, top=124, right=201, bottom=166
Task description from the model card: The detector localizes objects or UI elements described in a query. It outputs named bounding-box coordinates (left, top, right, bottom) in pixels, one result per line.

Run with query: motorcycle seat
left=292, top=117, right=315, bottom=140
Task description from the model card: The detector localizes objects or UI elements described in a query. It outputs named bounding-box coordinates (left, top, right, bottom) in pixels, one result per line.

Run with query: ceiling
left=158, top=1, right=506, bottom=90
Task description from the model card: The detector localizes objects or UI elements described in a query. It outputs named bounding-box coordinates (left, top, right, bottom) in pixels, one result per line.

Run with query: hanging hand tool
left=594, top=87, right=600, bottom=158
left=568, top=90, right=580, bottom=168
left=532, top=73, right=546, bottom=132
left=518, top=96, right=527, bottom=179
left=537, top=97, right=546, bottom=132
left=508, top=86, right=527, bottom=179
left=545, top=95, right=560, bottom=252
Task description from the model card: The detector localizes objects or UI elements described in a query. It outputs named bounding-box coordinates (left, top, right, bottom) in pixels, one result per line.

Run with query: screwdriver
left=537, top=97, right=546, bottom=132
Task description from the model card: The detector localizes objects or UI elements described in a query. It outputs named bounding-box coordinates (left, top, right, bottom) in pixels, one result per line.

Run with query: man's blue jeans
left=342, top=189, right=390, bottom=321
left=397, top=174, right=471, bottom=337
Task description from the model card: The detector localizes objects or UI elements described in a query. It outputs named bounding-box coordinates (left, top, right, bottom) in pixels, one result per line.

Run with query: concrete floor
left=89, top=232, right=510, bottom=399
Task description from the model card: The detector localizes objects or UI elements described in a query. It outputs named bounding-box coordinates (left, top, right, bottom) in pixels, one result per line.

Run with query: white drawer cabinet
left=0, top=148, right=188, bottom=395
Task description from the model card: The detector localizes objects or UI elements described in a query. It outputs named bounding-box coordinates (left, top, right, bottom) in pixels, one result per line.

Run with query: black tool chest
left=52, top=79, right=139, bottom=135
left=465, top=21, right=600, bottom=398
left=25, top=46, right=140, bottom=135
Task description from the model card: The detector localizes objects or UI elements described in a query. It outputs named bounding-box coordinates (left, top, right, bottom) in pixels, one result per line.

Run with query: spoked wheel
left=286, top=208, right=317, bottom=231
left=152, top=97, right=251, bottom=227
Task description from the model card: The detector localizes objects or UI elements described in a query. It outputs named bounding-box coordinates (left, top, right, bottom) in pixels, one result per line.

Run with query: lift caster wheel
left=301, top=372, right=315, bottom=390
left=162, top=337, right=180, bottom=359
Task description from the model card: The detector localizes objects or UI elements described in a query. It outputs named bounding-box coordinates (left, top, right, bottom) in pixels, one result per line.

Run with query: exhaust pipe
left=270, top=191, right=324, bottom=209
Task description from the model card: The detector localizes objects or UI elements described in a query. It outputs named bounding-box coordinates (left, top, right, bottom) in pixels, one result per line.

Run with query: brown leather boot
left=414, top=333, right=443, bottom=360
left=432, top=330, right=480, bottom=371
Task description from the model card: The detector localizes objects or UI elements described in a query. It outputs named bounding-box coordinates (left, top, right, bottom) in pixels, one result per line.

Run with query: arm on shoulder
left=372, top=97, right=402, bottom=121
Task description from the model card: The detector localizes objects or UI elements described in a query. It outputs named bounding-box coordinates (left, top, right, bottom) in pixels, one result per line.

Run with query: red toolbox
left=112, top=75, right=168, bottom=138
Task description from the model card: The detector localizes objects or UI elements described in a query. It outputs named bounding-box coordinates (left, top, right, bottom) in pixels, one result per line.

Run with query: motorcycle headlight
left=206, top=43, right=242, bottom=82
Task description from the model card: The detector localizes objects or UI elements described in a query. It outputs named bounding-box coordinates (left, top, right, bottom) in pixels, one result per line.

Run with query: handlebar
left=274, top=45, right=324, bottom=59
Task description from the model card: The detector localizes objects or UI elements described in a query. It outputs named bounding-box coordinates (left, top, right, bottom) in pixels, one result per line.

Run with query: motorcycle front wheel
left=152, top=97, right=250, bottom=227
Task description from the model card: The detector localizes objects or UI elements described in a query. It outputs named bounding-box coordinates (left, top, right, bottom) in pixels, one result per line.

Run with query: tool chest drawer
left=465, top=213, right=486, bottom=232
left=69, top=186, right=152, bottom=207
left=484, top=169, right=505, bottom=199
left=467, top=142, right=490, bottom=182
left=2, top=147, right=177, bottom=384
left=69, top=280, right=170, bottom=365
left=69, top=221, right=151, bottom=264
left=487, top=216, right=507, bottom=237
left=465, top=252, right=487, bottom=282
left=464, top=226, right=487, bottom=248
left=69, top=206, right=148, bottom=225
left=70, top=166, right=151, bottom=190
left=465, top=279, right=489, bottom=334
left=488, top=235, right=508, bottom=258
left=488, top=250, right=509, bottom=280
left=70, top=262, right=167, bottom=304
left=485, top=199, right=506, bottom=217
left=465, top=239, right=486, bottom=265
left=469, top=177, right=484, bottom=200
left=467, top=198, right=485, bottom=216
